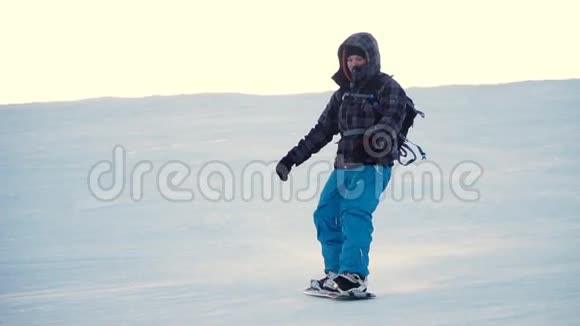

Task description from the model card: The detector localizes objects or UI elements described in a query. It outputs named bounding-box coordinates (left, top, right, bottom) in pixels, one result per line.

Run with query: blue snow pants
left=313, top=164, right=392, bottom=278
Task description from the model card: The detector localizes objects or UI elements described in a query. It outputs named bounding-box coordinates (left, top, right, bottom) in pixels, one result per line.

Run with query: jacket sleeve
left=286, top=91, right=341, bottom=166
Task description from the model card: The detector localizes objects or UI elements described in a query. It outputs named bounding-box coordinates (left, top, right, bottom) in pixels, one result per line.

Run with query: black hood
left=332, top=32, right=381, bottom=89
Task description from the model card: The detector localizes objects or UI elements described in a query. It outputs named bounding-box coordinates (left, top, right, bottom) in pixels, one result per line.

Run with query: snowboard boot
left=331, top=272, right=367, bottom=294
left=309, top=271, right=339, bottom=292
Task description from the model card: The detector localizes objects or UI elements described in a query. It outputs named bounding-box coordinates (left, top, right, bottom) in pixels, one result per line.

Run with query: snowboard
left=303, top=287, right=376, bottom=300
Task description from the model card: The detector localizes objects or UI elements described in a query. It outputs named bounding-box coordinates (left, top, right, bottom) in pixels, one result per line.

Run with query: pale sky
left=1, top=0, right=579, bottom=104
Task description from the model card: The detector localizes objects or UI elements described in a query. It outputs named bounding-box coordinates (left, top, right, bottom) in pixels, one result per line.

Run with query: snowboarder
left=276, top=32, right=410, bottom=296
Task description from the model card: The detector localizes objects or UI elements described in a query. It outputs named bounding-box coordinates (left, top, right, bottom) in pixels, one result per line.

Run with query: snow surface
left=1, top=80, right=580, bottom=325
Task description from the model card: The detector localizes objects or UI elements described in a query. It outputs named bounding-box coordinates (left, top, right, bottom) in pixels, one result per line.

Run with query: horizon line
left=2, top=77, right=579, bottom=107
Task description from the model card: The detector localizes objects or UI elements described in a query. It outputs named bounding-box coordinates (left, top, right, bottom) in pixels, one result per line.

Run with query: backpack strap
left=339, top=91, right=380, bottom=138
left=399, top=141, right=427, bottom=166
left=342, top=128, right=367, bottom=137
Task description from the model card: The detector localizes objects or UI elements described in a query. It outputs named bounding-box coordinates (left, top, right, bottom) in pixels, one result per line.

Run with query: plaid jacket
left=286, top=32, right=408, bottom=168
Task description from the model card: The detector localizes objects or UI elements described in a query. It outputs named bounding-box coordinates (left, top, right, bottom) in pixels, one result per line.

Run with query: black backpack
left=342, top=89, right=427, bottom=166
left=397, top=96, right=426, bottom=165
left=341, top=77, right=427, bottom=166
left=370, top=74, right=426, bottom=165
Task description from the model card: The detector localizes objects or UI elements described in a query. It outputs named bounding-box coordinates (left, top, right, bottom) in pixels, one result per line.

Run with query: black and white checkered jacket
left=285, top=32, right=408, bottom=169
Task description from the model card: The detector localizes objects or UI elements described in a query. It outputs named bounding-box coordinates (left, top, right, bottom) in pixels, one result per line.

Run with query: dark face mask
left=349, top=65, right=371, bottom=89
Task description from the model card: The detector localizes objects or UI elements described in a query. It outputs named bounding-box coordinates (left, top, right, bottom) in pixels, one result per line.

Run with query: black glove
left=276, top=155, right=294, bottom=181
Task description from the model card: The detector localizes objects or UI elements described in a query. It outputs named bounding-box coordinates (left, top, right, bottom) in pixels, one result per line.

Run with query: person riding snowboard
left=276, top=32, right=409, bottom=295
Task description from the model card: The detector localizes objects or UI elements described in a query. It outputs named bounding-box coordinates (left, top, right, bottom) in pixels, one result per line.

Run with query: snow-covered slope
left=1, top=80, right=579, bottom=325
